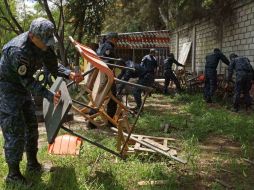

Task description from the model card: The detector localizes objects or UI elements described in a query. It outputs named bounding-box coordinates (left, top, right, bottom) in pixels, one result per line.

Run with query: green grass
left=1, top=93, right=254, bottom=189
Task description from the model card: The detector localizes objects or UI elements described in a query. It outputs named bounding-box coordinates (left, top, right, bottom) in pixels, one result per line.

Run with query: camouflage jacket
left=140, top=54, right=157, bottom=76
left=205, top=52, right=230, bottom=70
left=228, top=56, right=254, bottom=81
left=0, top=32, right=71, bottom=100
left=164, top=57, right=183, bottom=71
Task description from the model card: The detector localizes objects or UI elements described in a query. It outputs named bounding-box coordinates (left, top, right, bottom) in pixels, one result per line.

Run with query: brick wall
left=170, top=0, right=254, bottom=75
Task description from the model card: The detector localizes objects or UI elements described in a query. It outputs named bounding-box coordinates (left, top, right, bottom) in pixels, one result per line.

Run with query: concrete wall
left=170, top=0, right=254, bottom=75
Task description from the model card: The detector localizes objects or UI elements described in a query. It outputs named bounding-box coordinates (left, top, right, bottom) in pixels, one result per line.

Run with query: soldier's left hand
left=54, top=90, right=61, bottom=105
left=69, top=72, right=84, bottom=84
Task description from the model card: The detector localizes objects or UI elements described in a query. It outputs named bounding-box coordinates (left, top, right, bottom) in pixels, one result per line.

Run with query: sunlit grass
left=0, top=92, right=254, bottom=189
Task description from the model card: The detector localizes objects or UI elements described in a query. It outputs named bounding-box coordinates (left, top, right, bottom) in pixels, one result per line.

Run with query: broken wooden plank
left=168, top=149, right=177, bottom=156
left=110, top=128, right=187, bottom=163
left=163, top=139, right=168, bottom=147
left=138, top=180, right=169, bottom=186
left=131, top=134, right=176, bottom=141
left=143, top=138, right=170, bottom=151
left=133, top=136, right=142, bottom=150
left=134, top=147, right=156, bottom=153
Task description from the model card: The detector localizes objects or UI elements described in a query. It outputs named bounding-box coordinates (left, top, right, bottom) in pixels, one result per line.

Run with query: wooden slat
left=134, top=136, right=142, bottom=150
left=143, top=138, right=170, bottom=151
left=131, top=134, right=176, bottom=141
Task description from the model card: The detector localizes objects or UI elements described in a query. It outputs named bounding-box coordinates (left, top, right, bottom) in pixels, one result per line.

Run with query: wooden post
left=176, top=32, right=179, bottom=60
left=192, top=25, right=196, bottom=74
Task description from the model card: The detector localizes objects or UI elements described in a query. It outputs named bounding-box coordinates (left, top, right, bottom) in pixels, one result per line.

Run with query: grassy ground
left=1, top=93, right=254, bottom=190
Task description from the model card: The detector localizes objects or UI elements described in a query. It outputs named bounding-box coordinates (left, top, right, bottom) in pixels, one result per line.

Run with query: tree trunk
left=3, top=0, right=24, bottom=34
left=40, top=0, right=69, bottom=66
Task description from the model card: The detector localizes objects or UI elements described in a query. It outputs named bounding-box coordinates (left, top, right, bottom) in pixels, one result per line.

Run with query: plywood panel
left=43, top=77, right=72, bottom=144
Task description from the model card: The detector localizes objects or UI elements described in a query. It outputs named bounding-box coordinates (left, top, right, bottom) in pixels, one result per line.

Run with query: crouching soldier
left=133, top=49, right=157, bottom=111
left=228, top=53, right=254, bottom=112
left=117, top=58, right=143, bottom=95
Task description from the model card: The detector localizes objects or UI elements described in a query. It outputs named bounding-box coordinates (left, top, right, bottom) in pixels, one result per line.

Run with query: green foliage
left=65, top=0, right=114, bottom=43
left=102, top=0, right=165, bottom=32
left=102, top=0, right=237, bottom=32
left=0, top=0, right=44, bottom=51
left=0, top=0, right=17, bottom=49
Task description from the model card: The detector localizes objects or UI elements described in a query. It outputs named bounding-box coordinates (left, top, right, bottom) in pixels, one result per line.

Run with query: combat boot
left=26, top=151, right=42, bottom=172
left=6, top=163, right=32, bottom=187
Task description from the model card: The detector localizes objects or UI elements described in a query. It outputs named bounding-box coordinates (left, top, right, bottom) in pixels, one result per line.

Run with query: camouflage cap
left=29, top=17, right=57, bottom=46
left=229, top=53, right=238, bottom=61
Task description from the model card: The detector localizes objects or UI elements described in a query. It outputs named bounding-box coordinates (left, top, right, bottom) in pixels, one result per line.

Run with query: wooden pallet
left=126, top=134, right=178, bottom=156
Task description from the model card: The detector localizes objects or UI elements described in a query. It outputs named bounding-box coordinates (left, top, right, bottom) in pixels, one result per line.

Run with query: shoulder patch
left=105, top=49, right=110, bottom=55
left=17, top=64, right=27, bottom=76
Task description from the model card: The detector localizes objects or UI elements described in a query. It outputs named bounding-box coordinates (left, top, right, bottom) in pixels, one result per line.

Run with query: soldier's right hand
left=54, top=90, right=61, bottom=105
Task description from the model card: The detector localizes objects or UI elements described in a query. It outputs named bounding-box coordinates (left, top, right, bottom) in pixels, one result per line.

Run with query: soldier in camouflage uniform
left=204, top=48, right=230, bottom=103
left=0, top=17, right=83, bottom=185
left=133, top=49, right=157, bottom=111
left=117, top=58, right=143, bottom=95
left=228, top=53, right=254, bottom=112
left=163, top=53, right=184, bottom=94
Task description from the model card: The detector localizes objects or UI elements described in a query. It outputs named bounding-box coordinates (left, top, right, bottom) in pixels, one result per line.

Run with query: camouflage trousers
left=133, top=74, right=154, bottom=108
left=233, top=75, right=252, bottom=109
left=204, top=69, right=217, bottom=100
left=164, top=70, right=181, bottom=94
left=0, top=84, right=38, bottom=165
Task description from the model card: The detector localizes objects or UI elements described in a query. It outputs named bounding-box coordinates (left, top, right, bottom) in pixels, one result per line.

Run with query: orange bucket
left=48, top=134, right=82, bottom=155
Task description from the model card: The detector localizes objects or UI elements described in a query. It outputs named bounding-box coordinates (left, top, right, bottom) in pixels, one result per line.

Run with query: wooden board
left=43, top=77, right=72, bottom=144
left=143, top=138, right=170, bottom=151
left=128, top=135, right=176, bottom=155
left=177, top=42, right=192, bottom=66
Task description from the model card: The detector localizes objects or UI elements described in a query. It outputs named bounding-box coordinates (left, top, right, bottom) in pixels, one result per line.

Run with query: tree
left=102, top=0, right=165, bottom=32
left=0, top=0, right=21, bottom=48
left=0, top=0, right=41, bottom=50
left=102, top=0, right=236, bottom=32
left=65, top=0, right=113, bottom=65
left=0, top=0, right=113, bottom=66
left=37, top=0, right=113, bottom=66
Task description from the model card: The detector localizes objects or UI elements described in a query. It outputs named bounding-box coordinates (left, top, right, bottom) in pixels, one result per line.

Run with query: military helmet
left=229, top=53, right=238, bottom=61
left=29, top=17, right=57, bottom=46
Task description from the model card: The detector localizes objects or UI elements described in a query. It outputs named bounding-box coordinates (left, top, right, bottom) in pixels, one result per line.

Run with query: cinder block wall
left=170, top=0, right=254, bottom=75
